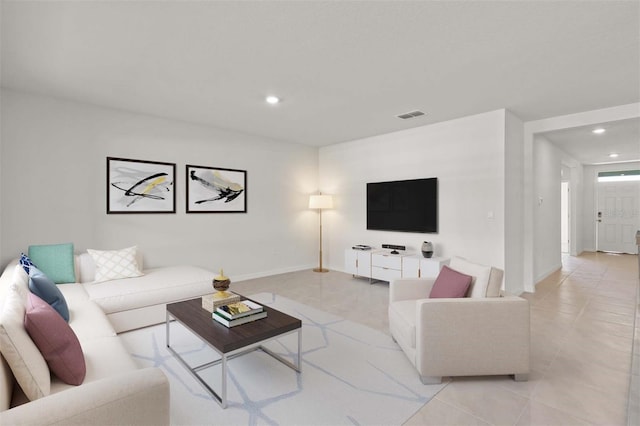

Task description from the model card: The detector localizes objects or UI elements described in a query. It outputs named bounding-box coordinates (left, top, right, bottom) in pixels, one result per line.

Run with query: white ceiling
left=1, top=1, right=639, bottom=162
left=540, top=117, right=640, bottom=165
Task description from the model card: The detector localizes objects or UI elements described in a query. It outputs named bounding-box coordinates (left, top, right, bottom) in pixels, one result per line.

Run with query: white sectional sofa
left=75, top=253, right=216, bottom=332
left=0, top=250, right=215, bottom=425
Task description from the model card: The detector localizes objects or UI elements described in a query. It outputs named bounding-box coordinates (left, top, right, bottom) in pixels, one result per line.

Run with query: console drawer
left=371, top=253, right=402, bottom=269
left=371, top=266, right=403, bottom=282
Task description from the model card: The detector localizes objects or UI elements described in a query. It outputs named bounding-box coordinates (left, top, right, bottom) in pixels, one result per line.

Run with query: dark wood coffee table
left=166, top=297, right=302, bottom=408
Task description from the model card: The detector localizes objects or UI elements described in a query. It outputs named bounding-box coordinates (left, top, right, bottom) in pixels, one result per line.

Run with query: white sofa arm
left=415, top=296, right=530, bottom=379
left=0, top=368, right=170, bottom=426
left=389, top=278, right=436, bottom=303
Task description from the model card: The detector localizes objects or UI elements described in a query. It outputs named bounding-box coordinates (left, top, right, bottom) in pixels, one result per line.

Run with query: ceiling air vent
left=397, top=110, right=425, bottom=120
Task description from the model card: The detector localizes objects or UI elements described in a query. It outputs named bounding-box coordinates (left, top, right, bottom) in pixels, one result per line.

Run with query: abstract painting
left=107, top=157, right=176, bottom=213
left=186, top=165, right=246, bottom=213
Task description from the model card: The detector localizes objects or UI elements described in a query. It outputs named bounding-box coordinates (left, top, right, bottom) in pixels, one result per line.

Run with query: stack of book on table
left=213, top=300, right=267, bottom=327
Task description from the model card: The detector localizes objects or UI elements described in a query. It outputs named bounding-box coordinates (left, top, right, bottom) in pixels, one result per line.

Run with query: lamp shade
left=309, top=194, right=333, bottom=209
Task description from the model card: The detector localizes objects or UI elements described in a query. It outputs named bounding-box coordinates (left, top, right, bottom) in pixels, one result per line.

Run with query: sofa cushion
left=49, top=336, right=139, bottom=395
left=449, top=257, right=492, bottom=298
left=83, top=265, right=213, bottom=314
left=0, top=265, right=50, bottom=400
left=388, top=300, right=417, bottom=349
left=57, top=284, right=117, bottom=341
left=24, top=293, right=86, bottom=385
left=429, top=265, right=472, bottom=298
left=28, top=243, right=76, bottom=284
left=28, top=266, right=70, bottom=322
left=87, top=246, right=143, bottom=283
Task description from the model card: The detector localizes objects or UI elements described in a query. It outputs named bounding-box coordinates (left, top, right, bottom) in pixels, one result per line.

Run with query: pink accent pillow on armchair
left=24, top=293, right=86, bottom=385
left=429, top=265, right=473, bottom=298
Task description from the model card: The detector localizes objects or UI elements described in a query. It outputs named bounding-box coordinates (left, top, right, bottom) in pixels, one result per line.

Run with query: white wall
left=319, top=110, right=508, bottom=282
left=0, top=90, right=3, bottom=265
left=532, top=135, right=563, bottom=282
left=582, top=162, right=640, bottom=251
left=0, top=90, right=319, bottom=280
left=504, top=110, right=524, bottom=294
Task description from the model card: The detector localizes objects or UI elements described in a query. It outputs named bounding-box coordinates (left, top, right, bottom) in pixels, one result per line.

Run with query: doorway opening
left=596, top=171, right=640, bottom=254
left=561, top=181, right=570, bottom=254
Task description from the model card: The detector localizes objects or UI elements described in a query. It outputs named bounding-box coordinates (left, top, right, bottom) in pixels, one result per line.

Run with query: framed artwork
left=186, top=164, right=247, bottom=213
left=107, top=157, right=176, bottom=214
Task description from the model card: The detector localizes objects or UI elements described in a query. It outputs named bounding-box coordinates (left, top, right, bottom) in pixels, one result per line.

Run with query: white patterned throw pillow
left=87, top=246, right=144, bottom=283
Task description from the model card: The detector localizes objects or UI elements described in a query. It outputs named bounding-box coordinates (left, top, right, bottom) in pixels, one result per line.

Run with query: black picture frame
left=107, top=157, right=176, bottom=214
left=186, top=164, right=247, bottom=213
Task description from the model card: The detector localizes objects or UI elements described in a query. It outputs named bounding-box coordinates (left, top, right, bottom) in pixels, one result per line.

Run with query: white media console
left=345, top=248, right=449, bottom=282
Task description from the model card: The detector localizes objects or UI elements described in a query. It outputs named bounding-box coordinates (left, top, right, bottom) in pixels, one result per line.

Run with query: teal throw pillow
left=28, top=266, right=70, bottom=322
left=28, top=243, right=76, bottom=284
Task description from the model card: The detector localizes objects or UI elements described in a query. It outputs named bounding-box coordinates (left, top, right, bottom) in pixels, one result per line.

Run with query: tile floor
left=232, top=252, right=639, bottom=425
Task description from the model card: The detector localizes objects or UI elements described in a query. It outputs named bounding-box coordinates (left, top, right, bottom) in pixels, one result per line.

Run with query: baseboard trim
left=232, top=264, right=317, bottom=282
left=534, top=262, right=563, bottom=285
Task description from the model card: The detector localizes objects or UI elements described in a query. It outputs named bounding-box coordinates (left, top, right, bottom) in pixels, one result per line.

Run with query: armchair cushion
left=449, top=257, right=494, bottom=297
left=429, top=266, right=472, bottom=298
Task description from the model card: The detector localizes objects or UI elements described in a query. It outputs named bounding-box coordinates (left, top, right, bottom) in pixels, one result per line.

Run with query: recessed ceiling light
left=609, top=153, right=619, bottom=158
left=592, top=128, right=606, bottom=134
left=266, top=96, right=280, bottom=105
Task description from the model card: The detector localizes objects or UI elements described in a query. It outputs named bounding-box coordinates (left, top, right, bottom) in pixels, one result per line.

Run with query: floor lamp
left=309, top=193, right=333, bottom=273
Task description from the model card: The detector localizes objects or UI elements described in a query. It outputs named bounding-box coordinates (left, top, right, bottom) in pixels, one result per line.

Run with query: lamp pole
left=314, top=207, right=327, bottom=272
left=309, top=193, right=332, bottom=273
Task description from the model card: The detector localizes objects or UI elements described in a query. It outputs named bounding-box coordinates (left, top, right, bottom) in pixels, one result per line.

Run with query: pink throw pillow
left=24, top=293, right=86, bottom=385
left=429, top=265, right=473, bottom=298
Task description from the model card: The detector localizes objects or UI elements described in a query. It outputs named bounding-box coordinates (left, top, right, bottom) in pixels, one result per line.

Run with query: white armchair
left=388, top=258, right=530, bottom=384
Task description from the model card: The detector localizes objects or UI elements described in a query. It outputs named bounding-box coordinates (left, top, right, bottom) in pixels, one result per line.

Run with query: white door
left=597, top=181, right=640, bottom=254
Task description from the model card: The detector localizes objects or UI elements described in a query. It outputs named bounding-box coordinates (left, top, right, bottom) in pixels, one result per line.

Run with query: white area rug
left=120, top=293, right=448, bottom=425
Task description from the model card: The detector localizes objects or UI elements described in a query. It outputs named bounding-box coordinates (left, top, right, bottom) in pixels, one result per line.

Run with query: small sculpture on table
left=202, top=269, right=240, bottom=313
left=213, top=269, right=232, bottom=298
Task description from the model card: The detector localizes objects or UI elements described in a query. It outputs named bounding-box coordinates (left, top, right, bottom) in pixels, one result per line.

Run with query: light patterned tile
left=404, top=397, right=490, bottom=426
left=532, top=374, right=627, bottom=425
left=492, top=369, right=545, bottom=398
left=578, top=308, right=634, bottom=326
left=572, top=316, right=634, bottom=340
left=546, top=351, right=630, bottom=395
left=584, top=300, right=636, bottom=316
left=515, top=400, right=592, bottom=426
left=436, top=380, right=529, bottom=425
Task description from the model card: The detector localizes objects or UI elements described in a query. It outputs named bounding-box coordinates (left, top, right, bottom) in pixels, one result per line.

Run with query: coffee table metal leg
left=166, top=320, right=227, bottom=407
left=166, top=311, right=171, bottom=347
left=221, top=354, right=228, bottom=408
left=298, top=328, right=302, bottom=371
left=165, top=314, right=301, bottom=410
left=259, top=328, right=302, bottom=372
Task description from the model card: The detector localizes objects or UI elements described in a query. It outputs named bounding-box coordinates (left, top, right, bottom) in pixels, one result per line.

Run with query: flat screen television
left=367, top=177, right=438, bottom=233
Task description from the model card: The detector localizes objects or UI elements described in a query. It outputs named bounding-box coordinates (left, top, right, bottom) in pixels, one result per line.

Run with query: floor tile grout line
left=430, top=395, right=498, bottom=426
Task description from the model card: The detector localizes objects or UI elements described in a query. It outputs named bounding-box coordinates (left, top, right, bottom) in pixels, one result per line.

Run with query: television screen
left=367, top=178, right=438, bottom=233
